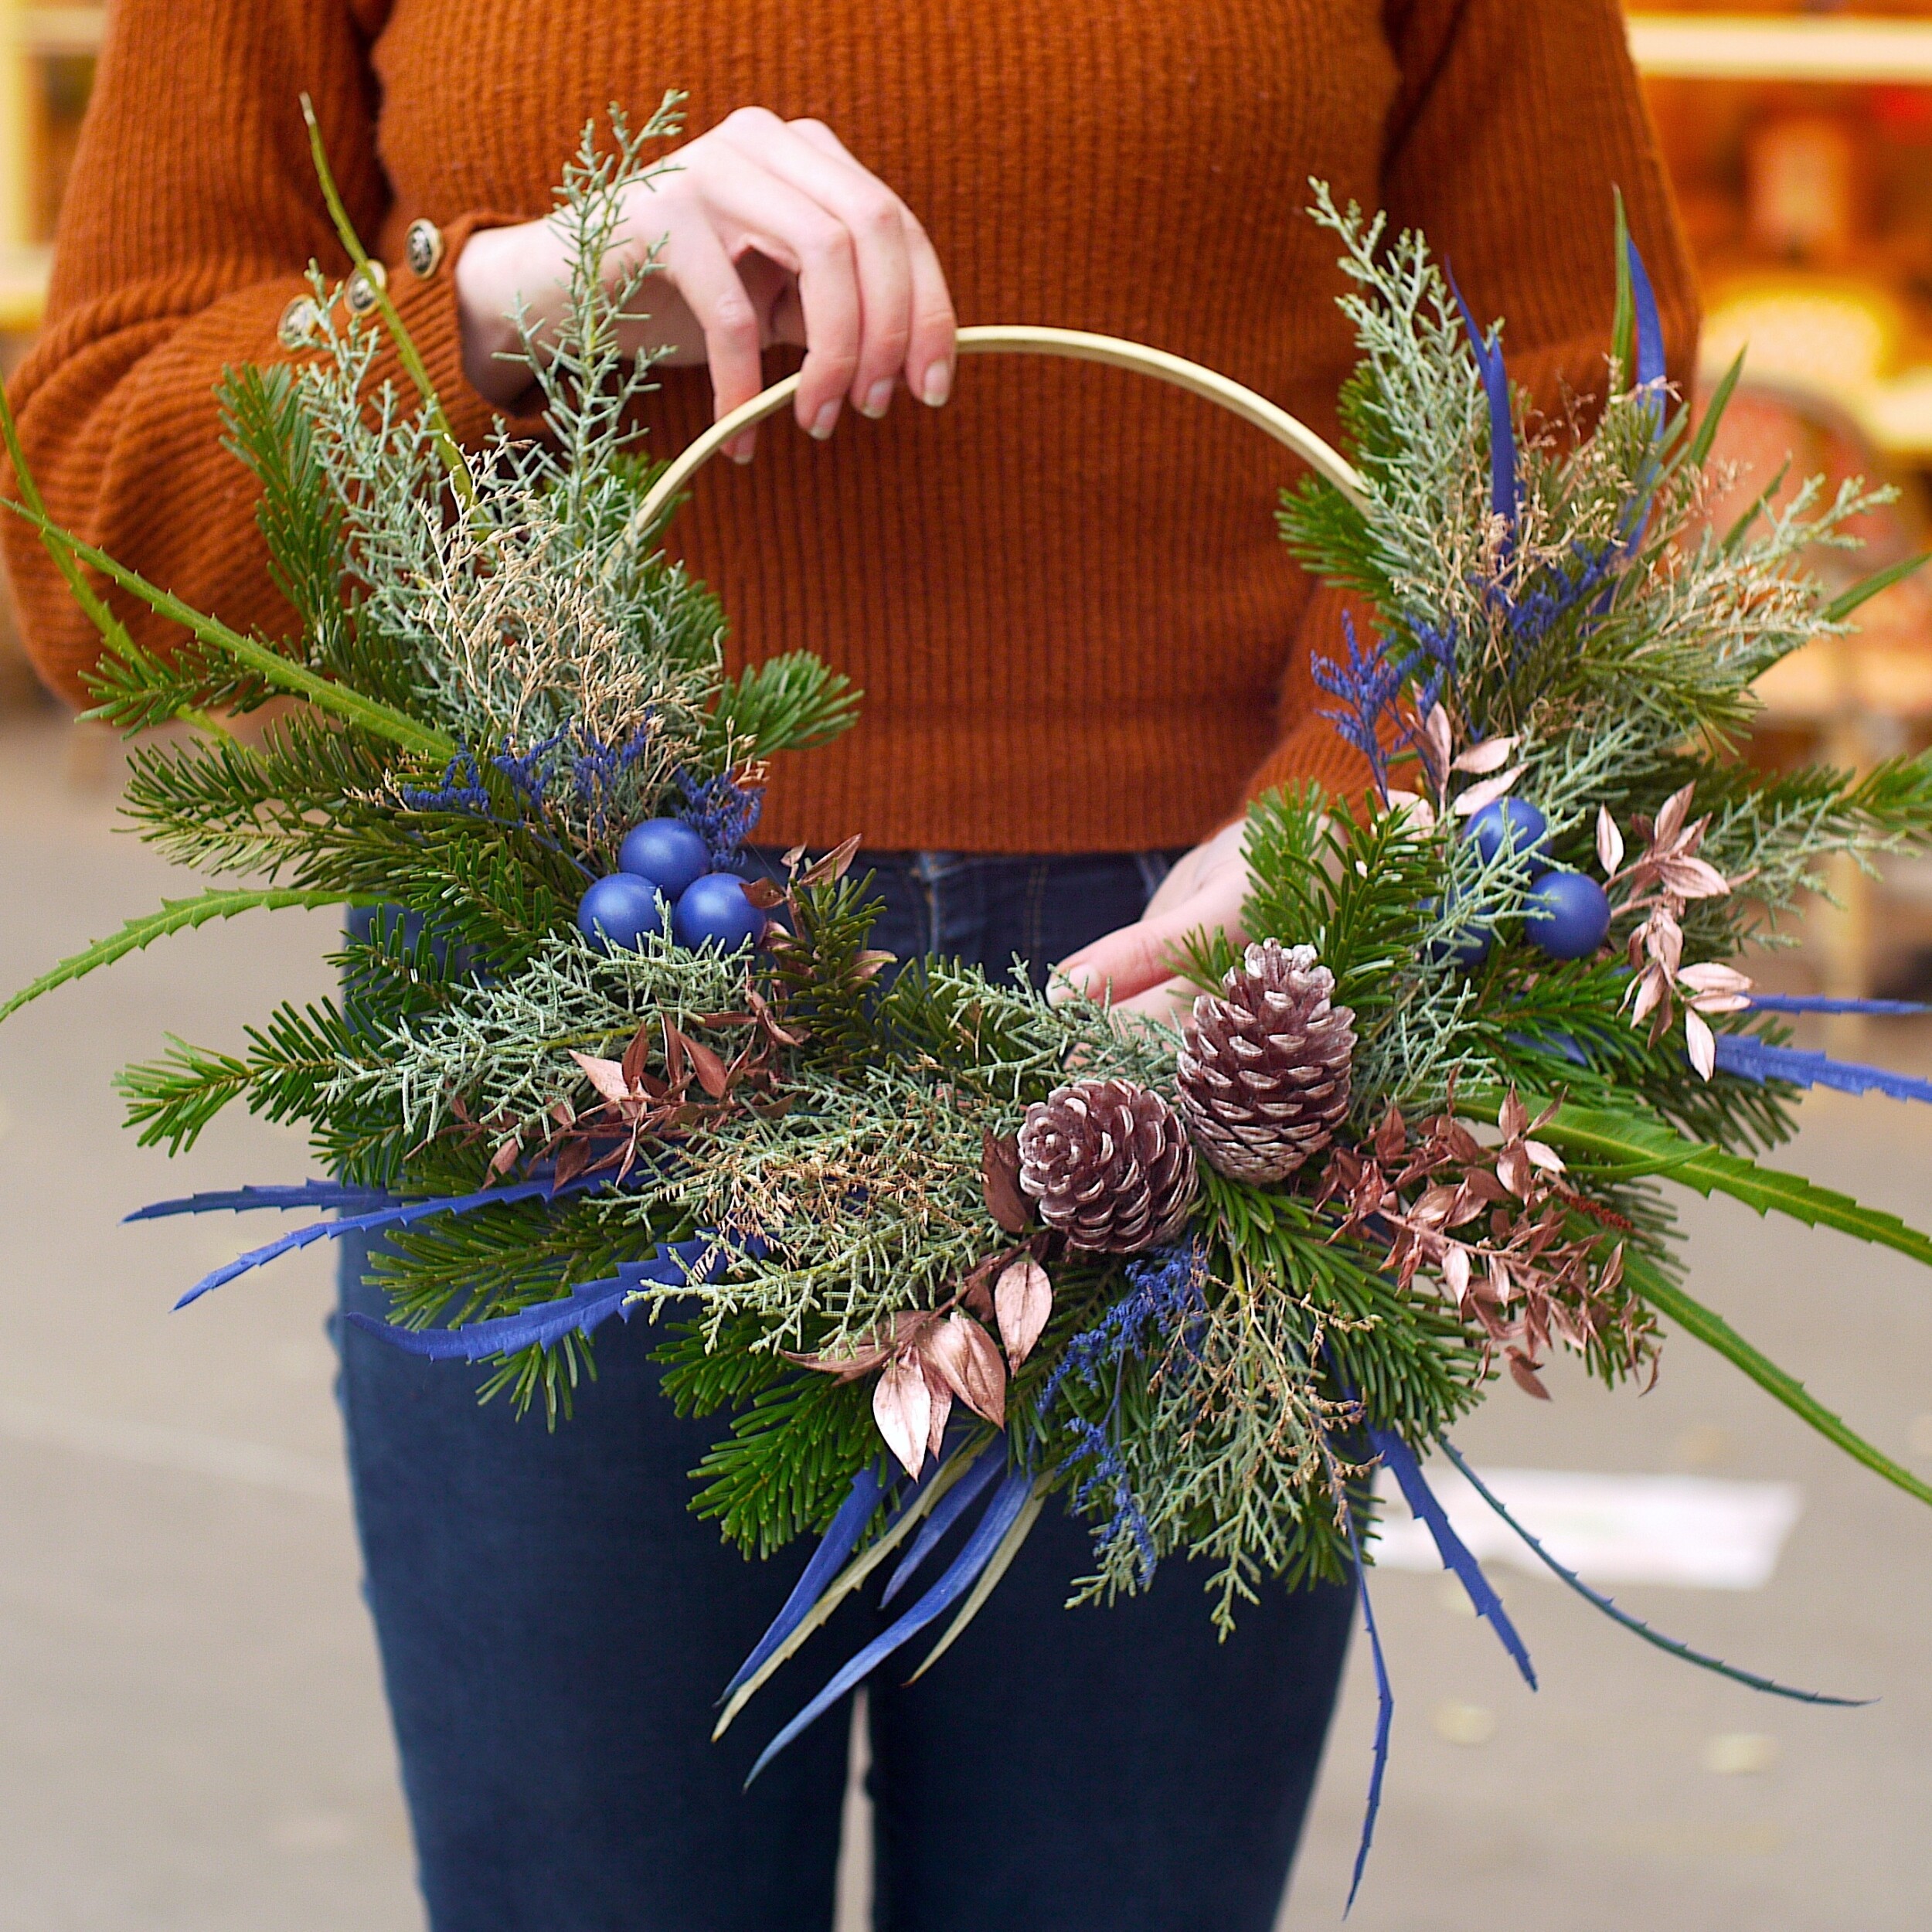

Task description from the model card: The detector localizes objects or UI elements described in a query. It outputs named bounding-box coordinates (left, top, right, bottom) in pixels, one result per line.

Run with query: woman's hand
left=1051, top=819, right=1252, bottom=1026
left=454, top=107, right=957, bottom=458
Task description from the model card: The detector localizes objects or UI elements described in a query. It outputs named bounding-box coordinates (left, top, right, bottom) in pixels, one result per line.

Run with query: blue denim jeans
left=337, top=851, right=1354, bottom=1932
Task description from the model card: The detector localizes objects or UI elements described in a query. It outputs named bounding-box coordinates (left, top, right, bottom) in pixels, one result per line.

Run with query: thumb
left=1054, top=910, right=1199, bottom=1006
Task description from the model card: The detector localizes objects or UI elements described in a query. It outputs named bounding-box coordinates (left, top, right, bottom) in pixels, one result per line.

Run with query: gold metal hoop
left=624, top=323, right=1368, bottom=540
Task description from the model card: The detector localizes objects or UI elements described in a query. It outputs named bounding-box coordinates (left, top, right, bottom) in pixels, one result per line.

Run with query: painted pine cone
left=1015, top=1077, right=1199, bottom=1253
left=1175, top=940, right=1356, bottom=1183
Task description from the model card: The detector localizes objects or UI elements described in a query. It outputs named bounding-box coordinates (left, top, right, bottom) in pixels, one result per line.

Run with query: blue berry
left=672, top=873, right=765, bottom=954
left=576, top=873, right=670, bottom=954
left=1425, top=894, right=1494, bottom=969
left=617, top=818, right=711, bottom=900
left=1464, top=798, right=1552, bottom=874
left=1524, top=870, right=1611, bottom=960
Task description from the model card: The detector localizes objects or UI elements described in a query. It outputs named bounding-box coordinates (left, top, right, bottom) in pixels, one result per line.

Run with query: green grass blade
left=0, top=889, right=379, bottom=1024
left=300, top=94, right=478, bottom=509
left=1627, top=1253, right=1932, bottom=1510
left=1822, top=551, right=1930, bottom=625
left=1685, top=348, right=1745, bottom=472
left=0, top=493, right=453, bottom=759
left=1611, top=187, right=1634, bottom=389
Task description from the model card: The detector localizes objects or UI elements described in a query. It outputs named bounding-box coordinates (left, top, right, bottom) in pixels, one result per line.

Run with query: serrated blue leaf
left=342, top=1236, right=724, bottom=1359
left=1370, top=1426, right=1536, bottom=1690
left=1746, top=995, right=1930, bottom=1016
left=127, top=1179, right=396, bottom=1221
left=1342, top=1500, right=1392, bottom=1917
left=1434, top=1434, right=1868, bottom=1707
left=744, top=1468, right=1035, bottom=1787
left=1713, top=1033, right=1932, bottom=1106
left=168, top=1174, right=608, bottom=1308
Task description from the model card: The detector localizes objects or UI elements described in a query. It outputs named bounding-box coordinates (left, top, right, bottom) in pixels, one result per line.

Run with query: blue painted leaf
left=1746, top=994, right=1930, bottom=1017
left=1434, top=1435, right=1868, bottom=1706
left=1713, top=1033, right=1932, bottom=1106
left=342, top=1237, right=723, bottom=1359
left=169, top=1173, right=607, bottom=1308
left=1447, top=266, right=1517, bottom=532
left=880, top=1438, right=1005, bottom=1605
left=1342, top=1499, right=1392, bottom=1916
left=1369, top=1426, right=1536, bottom=1690
left=719, top=1461, right=889, bottom=1704
left=744, top=1467, right=1035, bottom=1787
left=1627, top=234, right=1666, bottom=394
left=127, top=1179, right=396, bottom=1221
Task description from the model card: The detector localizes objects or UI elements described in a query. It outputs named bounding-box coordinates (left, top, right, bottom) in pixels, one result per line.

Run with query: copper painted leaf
left=921, top=1366, right=954, bottom=1457
left=1685, top=1008, right=1716, bottom=1081
left=683, top=1034, right=732, bottom=1099
left=801, top=832, right=863, bottom=888
left=620, top=1023, right=652, bottom=1091
left=742, top=877, right=787, bottom=911
left=1596, top=805, right=1625, bottom=876
left=923, top=1312, right=1008, bottom=1429
left=873, top=1354, right=930, bottom=1478
left=994, top=1257, right=1053, bottom=1366
left=1450, top=765, right=1526, bottom=816
left=569, top=1052, right=633, bottom=1106
left=1508, top=1353, right=1552, bottom=1400
left=1498, top=1090, right=1528, bottom=1141
left=982, top=1130, right=1032, bottom=1233
left=1451, top=734, right=1519, bottom=775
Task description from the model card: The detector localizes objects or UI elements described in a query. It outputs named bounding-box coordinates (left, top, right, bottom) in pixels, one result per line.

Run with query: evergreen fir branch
left=702, top=651, right=861, bottom=760
left=117, top=1038, right=255, bottom=1155
left=0, top=889, right=372, bottom=1025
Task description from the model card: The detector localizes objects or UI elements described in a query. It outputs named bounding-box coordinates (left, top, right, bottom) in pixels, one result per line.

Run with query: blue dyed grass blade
left=1627, top=234, right=1666, bottom=392
left=1747, top=994, right=1930, bottom=1016
left=127, top=1179, right=394, bottom=1220
left=745, top=1467, right=1035, bottom=1787
left=1369, top=1426, right=1536, bottom=1690
left=1434, top=1435, right=1869, bottom=1707
left=1714, top=1033, right=1932, bottom=1106
left=169, top=1174, right=604, bottom=1308
left=342, top=1236, right=720, bottom=1359
left=880, top=1437, right=1004, bottom=1605
left=719, top=1462, right=888, bottom=1704
left=711, top=1448, right=981, bottom=1742
left=1342, top=1500, right=1392, bottom=1917
left=1447, top=267, right=1516, bottom=531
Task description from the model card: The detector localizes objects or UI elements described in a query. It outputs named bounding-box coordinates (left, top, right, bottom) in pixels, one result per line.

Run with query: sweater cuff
left=1242, top=711, right=1377, bottom=813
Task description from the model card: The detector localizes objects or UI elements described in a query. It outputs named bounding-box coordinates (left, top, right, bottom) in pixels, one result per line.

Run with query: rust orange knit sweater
left=2, top=0, right=1694, bottom=852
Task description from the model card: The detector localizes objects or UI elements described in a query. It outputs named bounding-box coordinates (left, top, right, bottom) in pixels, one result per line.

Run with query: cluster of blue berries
left=1447, top=798, right=1611, bottom=967
left=575, top=819, right=767, bottom=955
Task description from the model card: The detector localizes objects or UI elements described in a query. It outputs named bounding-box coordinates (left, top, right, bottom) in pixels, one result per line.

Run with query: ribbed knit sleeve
left=1242, top=0, right=1699, bottom=808
left=0, top=0, right=503, bottom=702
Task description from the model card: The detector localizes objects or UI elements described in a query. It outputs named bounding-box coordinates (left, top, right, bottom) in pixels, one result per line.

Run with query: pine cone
left=1016, top=1078, right=1198, bottom=1253
left=1175, top=940, right=1356, bottom=1182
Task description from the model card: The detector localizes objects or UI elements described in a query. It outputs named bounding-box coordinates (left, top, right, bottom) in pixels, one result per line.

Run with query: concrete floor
left=2, top=711, right=1929, bottom=1930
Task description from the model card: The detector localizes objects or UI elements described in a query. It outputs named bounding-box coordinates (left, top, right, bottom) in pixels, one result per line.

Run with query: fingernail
left=727, top=432, right=756, bottom=465
left=810, top=400, right=841, bottom=440
left=921, top=361, right=952, bottom=407
left=859, top=378, right=894, bottom=419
